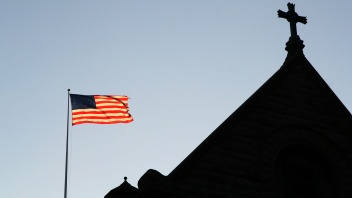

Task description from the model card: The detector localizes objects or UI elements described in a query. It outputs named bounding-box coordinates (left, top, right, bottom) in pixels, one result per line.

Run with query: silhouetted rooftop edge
left=167, top=51, right=352, bottom=180
left=105, top=177, right=139, bottom=198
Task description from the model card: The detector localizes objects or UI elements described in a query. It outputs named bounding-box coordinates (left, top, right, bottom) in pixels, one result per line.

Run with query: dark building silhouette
left=105, top=177, right=139, bottom=198
left=105, top=3, right=352, bottom=198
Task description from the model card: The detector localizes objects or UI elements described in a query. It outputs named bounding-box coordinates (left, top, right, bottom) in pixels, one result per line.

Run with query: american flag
left=70, top=94, right=133, bottom=125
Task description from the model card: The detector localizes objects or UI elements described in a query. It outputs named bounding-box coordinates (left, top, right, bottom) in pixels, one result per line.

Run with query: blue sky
left=1, top=1, right=352, bottom=198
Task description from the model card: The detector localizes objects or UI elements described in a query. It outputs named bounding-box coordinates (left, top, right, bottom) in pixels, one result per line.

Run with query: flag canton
left=70, top=94, right=97, bottom=110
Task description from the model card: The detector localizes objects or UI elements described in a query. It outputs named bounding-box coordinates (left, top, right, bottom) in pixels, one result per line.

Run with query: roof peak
left=104, top=176, right=139, bottom=198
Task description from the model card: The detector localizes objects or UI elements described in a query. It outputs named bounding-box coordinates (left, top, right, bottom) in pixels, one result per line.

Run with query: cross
left=278, top=3, right=307, bottom=38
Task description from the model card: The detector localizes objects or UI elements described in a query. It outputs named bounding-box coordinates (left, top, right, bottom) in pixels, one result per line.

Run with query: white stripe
left=96, top=103, right=125, bottom=107
left=72, top=108, right=128, bottom=113
left=98, top=108, right=128, bottom=111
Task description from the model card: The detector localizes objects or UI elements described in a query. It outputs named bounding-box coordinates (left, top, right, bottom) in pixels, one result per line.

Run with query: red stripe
left=72, top=119, right=133, bottom=125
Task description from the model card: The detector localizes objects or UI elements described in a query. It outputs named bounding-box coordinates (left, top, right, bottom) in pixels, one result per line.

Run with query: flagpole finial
left=68, top=89, right=70, bottom=92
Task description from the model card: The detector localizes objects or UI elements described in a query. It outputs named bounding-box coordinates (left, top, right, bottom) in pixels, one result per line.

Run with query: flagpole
left=64, top=89, right=70, bottom=198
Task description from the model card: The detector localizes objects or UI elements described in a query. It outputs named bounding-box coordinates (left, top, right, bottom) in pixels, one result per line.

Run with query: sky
left=1, top=1, right=352, bottom=198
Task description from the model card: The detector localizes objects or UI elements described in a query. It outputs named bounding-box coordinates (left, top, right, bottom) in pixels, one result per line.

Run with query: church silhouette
left=105, top=3, right=352, bottom=198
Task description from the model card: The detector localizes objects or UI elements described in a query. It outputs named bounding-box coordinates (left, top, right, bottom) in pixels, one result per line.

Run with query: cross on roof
left=278, top=3, right=307, bottom=38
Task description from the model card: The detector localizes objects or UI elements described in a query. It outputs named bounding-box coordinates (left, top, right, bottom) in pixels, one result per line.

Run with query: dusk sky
left=1, top=1, right=352, bottom=198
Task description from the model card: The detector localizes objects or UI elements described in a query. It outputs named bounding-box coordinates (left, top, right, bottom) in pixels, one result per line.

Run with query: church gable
left=164, top=52, right=352, bottom=197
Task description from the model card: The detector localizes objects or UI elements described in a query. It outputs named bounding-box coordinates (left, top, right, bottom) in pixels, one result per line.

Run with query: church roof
left=167, top=41, right=352, bottom=181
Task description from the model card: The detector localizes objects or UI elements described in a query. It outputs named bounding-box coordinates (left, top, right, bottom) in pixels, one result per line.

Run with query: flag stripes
left=70, top=94, right=133, bottom=125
